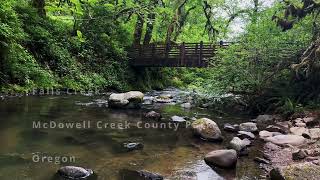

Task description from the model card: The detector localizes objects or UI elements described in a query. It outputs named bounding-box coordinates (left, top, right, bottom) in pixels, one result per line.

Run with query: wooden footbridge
left=128, top=41, right=230, bottom=67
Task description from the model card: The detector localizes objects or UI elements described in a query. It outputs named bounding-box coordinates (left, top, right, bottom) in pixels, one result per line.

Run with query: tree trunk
left=173, top=6, right=196, bottom=41
left=143, top=13, right=156, bottom=45
left=252, top=0, right=259, bottom=23
left=32, top=0, right=46, bottom=17
left=165, top=0, right=188, bottom=44
left=133, top=15, right=144, bottom=45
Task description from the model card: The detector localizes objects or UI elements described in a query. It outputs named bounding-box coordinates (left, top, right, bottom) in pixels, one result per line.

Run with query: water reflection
left=0, top=94, right=262, bottom=180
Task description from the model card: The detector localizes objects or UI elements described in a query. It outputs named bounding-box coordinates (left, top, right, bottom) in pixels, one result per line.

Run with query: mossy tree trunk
left=32, top=0, right=46, bottom=17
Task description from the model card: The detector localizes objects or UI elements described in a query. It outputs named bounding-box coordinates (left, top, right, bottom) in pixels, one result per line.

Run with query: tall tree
left=133, top=14, right=144, bottom=45
left=32, top=0, right=46, bottom=17
left=143, top=0, right=159, bottom=45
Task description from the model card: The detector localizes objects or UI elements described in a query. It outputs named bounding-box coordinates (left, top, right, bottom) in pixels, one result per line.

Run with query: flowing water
left=0, top=89, right=264, bottom=180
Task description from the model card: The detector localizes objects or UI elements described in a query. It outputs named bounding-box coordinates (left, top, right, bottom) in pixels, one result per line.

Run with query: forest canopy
left=1, top=0, right=320, bottom=114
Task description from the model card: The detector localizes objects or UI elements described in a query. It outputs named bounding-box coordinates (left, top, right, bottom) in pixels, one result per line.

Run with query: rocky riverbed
left=1, top=88, right=319, bottom=180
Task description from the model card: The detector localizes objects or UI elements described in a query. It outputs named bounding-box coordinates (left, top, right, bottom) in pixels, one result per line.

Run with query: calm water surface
left=0, top=91, right=263, bottom=180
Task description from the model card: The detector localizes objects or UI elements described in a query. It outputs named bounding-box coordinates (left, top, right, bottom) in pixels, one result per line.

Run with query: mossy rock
left=270, top=162, right=320, bottom=180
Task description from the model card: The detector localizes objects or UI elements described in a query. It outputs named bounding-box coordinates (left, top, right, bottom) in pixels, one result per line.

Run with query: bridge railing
left=129, top=41, right=231, bottom=67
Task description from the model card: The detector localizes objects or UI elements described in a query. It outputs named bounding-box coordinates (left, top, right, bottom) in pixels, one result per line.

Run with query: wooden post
left=196, top=43, right=200, bottom=66
left=165, top=42, right=170, bottom=66
left=180, top=42, right=185, bottom=66
left=195, top=43, right=198, bottom=54
left=165, top=42, right=170, bottom=58
left=219, top=40, right=224, bottom=47
left=138, top=44, right=142, bottom=57
left=200, top=41, right=203, bottom=67
left=152, top=43, right=156, bottom=65
left=152, top=44, right=155, bottom=57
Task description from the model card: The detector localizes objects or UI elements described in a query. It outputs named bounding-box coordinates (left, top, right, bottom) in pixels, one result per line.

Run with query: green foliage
left=198, top=2, right=317, bottom=114
left=1, top=0, right=319, bottom=117
left=0, top=0, right=131, bottom=92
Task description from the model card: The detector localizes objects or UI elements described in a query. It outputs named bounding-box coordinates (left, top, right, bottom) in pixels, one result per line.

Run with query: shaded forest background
left=1, top=0, right=320, bottom=114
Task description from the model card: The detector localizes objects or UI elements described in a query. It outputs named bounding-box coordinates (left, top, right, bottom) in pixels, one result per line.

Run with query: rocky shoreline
left=107, top=90, right=320, bottom=179
left=204, top=113, right=320, bottom=180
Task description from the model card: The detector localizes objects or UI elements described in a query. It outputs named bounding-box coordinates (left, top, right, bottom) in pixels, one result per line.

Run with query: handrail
left=128, top=41, right=230, bottom=67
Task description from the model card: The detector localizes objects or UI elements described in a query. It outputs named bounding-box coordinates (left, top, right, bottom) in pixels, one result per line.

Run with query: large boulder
left=191, top=118, right=223, bottom=141
left=109, top=91, right=144, bottom=108
left=57, top=166, right=94, bottom=180
left=270, top=162, right=320, bottom=180
left=239, top=122, right=258, bottom=132
left=204, top=149, right=238, bottom=169
left=265, top=135, right=306, bottom=146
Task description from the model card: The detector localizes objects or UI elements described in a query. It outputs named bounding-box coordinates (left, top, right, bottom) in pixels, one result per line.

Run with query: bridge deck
left=128, top=41, right=229, bottom=67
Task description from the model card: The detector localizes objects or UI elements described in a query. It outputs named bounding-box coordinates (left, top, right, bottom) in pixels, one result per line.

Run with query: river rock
left=181, top=102, right=192, bottom=109
left=143, top=96, right=154, bottom=105
left=294, top=118, right=304, bottom=124
left=191, top=118, right=222, bottom=141
left=259, top=130, right=282, bottom=139
left=266, top=125, right=288, bottom=134
left=306, top=148, right=320, bottom=157
left=265, top=135, right=306, bottom=146
left=269, top=162, right=320, bottom=180
left=239, top=122, right=258, bottom=132
left=237, top=131, right=255, bottom=139
left=119, top=169, right=163, bottom=180
left=295, top=122, right=307, bottom=127
left=155, top=94, right=173, bottom=103
left=290, top=127, right=309, bottom=136
left=109, top=91, right=144, bottom=108
left=292, top=149, right=308, bottom=160
left=159, top=94, right=173, bottom=99
left=171, top=116, right=186, bottom=122
left=259, top=130, right=273, bottom=139
left=145, top=111, right=161, bottom=121
left=223, top=123, right=239, bottom=132
left=276, top=121, right=292, bottom=129
left=57, top=166, right=94, bottom=180
left=309, top=128, right=320, bottom=139
left=204, top=149, right=237, bottom=169
left=123, top=142, right=144, bottom=152
left=303, top=117, right=318, bottom=126
left=229, top=137, right=250, bottom=152
left=255, top=114, right=277, bottom=124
